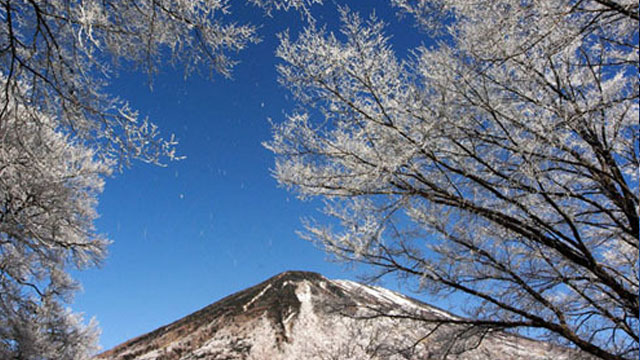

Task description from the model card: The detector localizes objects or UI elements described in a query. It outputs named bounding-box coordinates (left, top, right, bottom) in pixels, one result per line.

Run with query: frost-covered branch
left=0, top=0, right=320, bottom=357
left=0, top=94, right=108, bottom=358
left=267, top=2, right=639, bottom=359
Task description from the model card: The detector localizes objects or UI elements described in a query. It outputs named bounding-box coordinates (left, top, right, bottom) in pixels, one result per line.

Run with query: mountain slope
left=96, top=271, right=588, bottom=360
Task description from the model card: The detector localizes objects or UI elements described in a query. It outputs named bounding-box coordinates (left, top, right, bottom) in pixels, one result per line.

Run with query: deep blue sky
left=71, top=1, right=435, bottom=351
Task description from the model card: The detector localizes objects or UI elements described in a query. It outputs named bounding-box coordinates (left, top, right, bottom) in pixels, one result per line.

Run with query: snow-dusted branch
left=267, top=2, right=639, bottom=359
left=0, top=94, right=108, bottom=358
left=0, top=0, right=320, bottom=357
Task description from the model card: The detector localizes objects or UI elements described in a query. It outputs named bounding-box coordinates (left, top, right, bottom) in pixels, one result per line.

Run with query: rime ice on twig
left=267, top=2, right=639, bottom=359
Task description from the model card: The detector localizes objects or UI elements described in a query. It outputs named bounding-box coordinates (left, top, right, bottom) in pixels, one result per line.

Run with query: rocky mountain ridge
left=97, top=271, right=588, bottom=359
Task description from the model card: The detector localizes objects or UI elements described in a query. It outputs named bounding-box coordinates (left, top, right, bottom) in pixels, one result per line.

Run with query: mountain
left=96, top=271, right=588, bottom=360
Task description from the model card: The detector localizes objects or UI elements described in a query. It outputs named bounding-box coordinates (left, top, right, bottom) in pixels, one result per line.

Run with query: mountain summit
left=97, top=271, right=586, bottom=359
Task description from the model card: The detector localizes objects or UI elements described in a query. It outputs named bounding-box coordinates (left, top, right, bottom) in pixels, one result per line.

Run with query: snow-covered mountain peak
left=97, top=271, right=590, bottom=360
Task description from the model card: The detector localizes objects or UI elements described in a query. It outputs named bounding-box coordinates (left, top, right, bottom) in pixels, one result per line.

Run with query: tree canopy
left=267, top=1, right=639, bottom=359
left=0, top=0, right=318, bottom=357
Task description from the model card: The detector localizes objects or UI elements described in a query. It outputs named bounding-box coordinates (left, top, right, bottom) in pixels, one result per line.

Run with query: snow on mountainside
left=96, top=271, right=590, bottom=360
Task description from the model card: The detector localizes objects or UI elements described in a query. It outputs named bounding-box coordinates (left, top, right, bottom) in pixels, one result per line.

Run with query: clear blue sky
left=71, top=1, right=435, bottom=351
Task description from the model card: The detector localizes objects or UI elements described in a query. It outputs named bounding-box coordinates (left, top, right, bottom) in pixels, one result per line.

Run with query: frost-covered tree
left=267, top=1, right=639, bottom=359
left=1, top=0, right=261, bottom=164
left=0, top=94, right=108, bottom=358
left=0, top=0, right=319, bottom=358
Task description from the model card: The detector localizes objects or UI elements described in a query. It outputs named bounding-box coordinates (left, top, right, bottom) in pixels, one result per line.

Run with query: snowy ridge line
left=332, top=279, right=457, bottom=319
left=243, top=283, right=273, bottom=312
left=282, top=310, right=297, bottom=325
left=97, top=271, right=585, bottom=360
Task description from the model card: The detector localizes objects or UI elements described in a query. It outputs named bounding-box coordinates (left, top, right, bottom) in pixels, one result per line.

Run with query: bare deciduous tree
left=0, top=0, right=319, bottom=357
left=267, top=1, right=639, bottom=359
left=0, top=94, right=109, bottom=358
